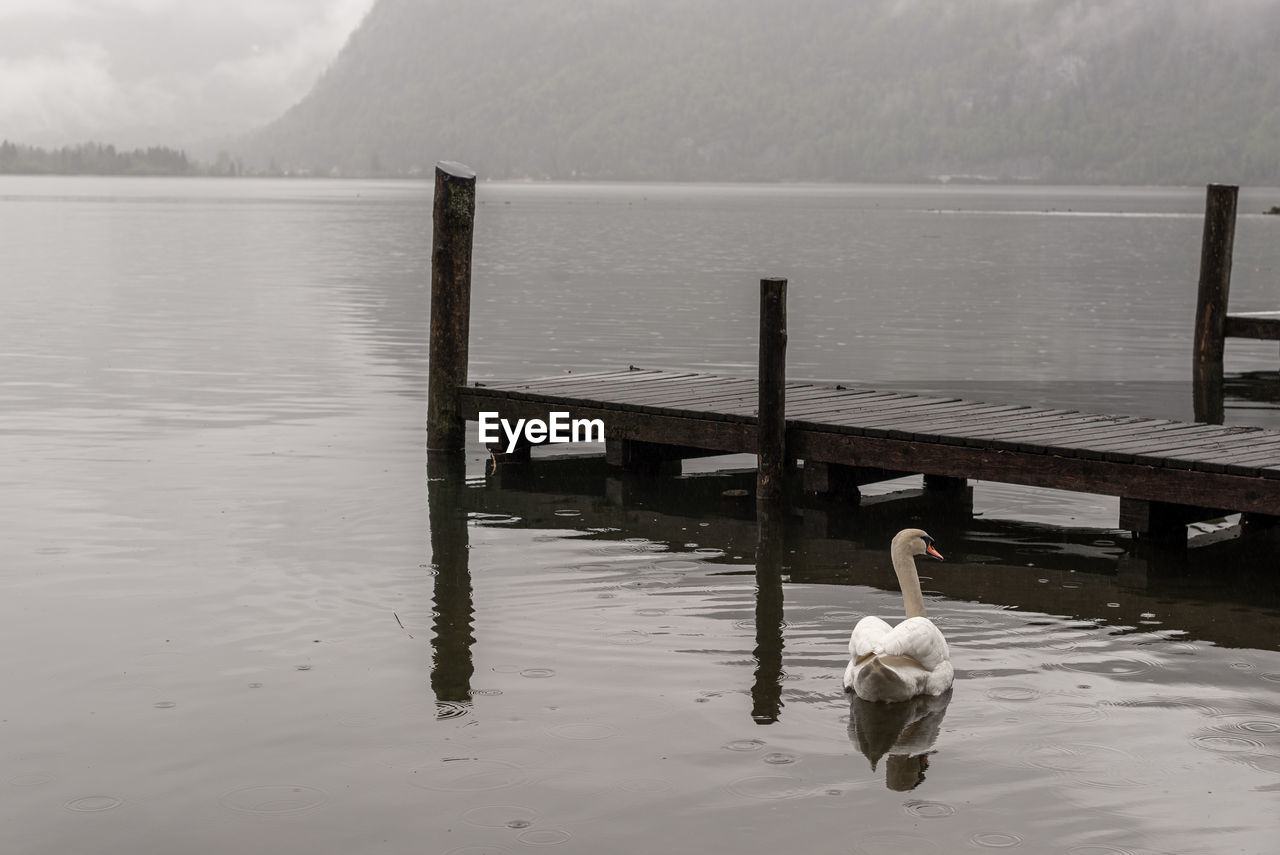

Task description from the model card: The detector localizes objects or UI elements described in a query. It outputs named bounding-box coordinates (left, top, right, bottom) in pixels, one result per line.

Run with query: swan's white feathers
left=843, top=529, right=955, bottom=703
left=849, top=615, right=893, bottom=659
left=873, top=616, right=949, bottom=671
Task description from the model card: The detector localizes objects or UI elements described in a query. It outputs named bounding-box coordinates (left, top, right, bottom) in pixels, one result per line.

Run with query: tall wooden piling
left=757, top=278, right=788, bottom=505
left=1192, top=184, right=1237, bottom=424
left=1193, top=184, right=1238, bottom=367
left=427, top=161, right=478, bottom=451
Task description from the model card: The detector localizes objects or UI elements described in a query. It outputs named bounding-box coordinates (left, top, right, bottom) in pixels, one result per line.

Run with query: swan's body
left=843, top=529, right=953, bottom=703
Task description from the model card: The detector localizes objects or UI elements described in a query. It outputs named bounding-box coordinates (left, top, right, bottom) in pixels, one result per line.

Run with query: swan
left=843, top=528, right=952, bottom=703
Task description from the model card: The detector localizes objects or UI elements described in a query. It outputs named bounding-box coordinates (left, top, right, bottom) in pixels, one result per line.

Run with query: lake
left=3, top=176, right=1280, bottom=854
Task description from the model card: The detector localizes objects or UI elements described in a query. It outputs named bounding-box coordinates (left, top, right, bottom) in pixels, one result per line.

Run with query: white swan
left=843, top=528, right=953, bottom=703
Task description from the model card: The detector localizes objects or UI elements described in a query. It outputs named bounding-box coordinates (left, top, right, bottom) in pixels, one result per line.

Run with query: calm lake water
left=4, top=176, right=1280, bottom=854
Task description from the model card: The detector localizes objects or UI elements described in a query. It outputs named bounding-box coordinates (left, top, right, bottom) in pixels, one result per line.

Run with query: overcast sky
left=0, top=0, right=376, bottom=149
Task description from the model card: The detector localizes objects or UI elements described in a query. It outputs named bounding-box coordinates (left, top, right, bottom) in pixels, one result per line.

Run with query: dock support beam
left=427, top=161, right=478, bottom=452
left=604, top=438, right=680, bottom=475
left=1192, top=183, right=1238, bottom=425
left=1120, top=497, right=1231, bottom=546
left=757, top=278, right=788, bottom=507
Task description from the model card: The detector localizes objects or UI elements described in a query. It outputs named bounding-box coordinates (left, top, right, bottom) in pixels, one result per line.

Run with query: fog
left=0, top=0, right=375, bottom=148
left=5, top=0, right=1280, bottom=183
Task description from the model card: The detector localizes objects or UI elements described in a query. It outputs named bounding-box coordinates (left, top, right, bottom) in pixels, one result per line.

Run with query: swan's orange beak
left=925, top=543, right=944, bottom=560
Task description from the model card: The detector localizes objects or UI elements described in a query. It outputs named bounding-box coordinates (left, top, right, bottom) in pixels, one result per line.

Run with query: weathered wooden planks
left=458, top=367, right=1280, bottom=527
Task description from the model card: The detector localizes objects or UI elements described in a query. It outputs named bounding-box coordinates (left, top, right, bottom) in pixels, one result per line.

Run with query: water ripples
left=852, top=831, right=941, bottom=854
left=1208, top=714, right=1280, bottom=738
left=604, top=630, right=652, bottom=645
left=435, top=700, right=471, bottom=720
left=761, top=752, right=798, bottom=765
left=1018, top=743, right=1149, bottom=789
left=1056, top=654, right=1162, bottom=677
left=1034, top=701, right=1109, bottom=723
left=219, top=785, right=328, bottom=816
left=461, top=804, right=539, bottom=828
left=411, top=759, right=528, bottom=792
left=903, top=799, right=956, bottom=818
left=546, top=722, right=619, bottom=741
left=725, top=775, right=807, bottom=800
left=723, top=738, right=765, bottom=752
left=520, top=668, right=556, bottom=679
left=972, top=831, right=1024, bottom=848
left=64, top=795, right=124, bottom=813
left=516, top=828, right=573, bottom=845
left=1191, top=734, right=1265, bottom=754
left=1106, top=696, right=1224, bottom=717
left=986, top=686, right=1041, bottom=702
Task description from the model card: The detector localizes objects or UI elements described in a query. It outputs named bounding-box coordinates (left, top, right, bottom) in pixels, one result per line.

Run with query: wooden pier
left=428, top=164, right=1280, bottom=544
left=458, top=368, right=1280, bottom=542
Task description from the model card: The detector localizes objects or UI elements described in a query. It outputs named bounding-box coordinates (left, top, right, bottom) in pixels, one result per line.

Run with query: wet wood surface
left=459, top=367, right=1280, bottom=520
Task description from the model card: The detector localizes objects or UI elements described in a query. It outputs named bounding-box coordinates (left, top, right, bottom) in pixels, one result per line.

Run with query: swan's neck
left=891, top=541, right=927, bottom=619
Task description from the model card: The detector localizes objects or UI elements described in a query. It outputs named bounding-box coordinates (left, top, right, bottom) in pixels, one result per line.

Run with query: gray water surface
left=3, top=176, right=1279, bottom=854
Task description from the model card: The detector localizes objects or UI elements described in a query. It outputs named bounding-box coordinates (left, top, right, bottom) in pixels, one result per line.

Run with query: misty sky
left=0, top=0, right=376, bottom=149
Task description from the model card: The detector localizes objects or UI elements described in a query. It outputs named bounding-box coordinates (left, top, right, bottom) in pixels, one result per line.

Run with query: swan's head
left=893, top=528, right=944, bottom=561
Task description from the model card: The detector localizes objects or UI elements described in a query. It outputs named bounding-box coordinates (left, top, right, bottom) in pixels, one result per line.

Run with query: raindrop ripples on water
left=411, top=759, right=528, bottom=792
left=1018, top=743, right=1148, bottom=789
left=722, top=738, right=765, bottom=752
left=516, top=828, right=573, bottom=845
left=1057, top=654, right=1161, bottom=676
left=435, top=700, right=471, bottom=719
left=546, top=722, right=619, bottom=740
left=726, top=775, right=807, bottom=800
left=903, top=799, right=956, bottom=818
left=1191, top=734, right=1266, bottom=753
left=461, top=804, right=539, bottom=828
left=218, top=785, right=328, bottom=816
left=64, top=795, right=124, bottom=813
left=762, top=752, right=798, bottom=765
left=972, top=831, right=1023, bottom=848
left=986, top=686, right=1041, bottom=702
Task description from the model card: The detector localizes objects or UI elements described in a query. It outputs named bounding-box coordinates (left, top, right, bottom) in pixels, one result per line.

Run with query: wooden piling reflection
left=427, top=452, right=475, bottom=713
left=750, top=503, right=787, bottom=725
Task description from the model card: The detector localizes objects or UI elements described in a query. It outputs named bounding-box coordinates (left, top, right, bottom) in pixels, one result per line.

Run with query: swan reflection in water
left=847, top=689, right=953, bottom=791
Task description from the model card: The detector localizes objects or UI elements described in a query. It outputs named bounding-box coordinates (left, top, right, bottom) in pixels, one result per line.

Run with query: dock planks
left=458, top=367, right=1280, bottom=525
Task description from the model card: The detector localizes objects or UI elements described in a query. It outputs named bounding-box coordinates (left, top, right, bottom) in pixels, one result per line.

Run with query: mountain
left=239, top=0, right=1280, bottom=184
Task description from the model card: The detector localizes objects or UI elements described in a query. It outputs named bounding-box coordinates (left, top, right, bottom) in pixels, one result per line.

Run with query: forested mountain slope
left=241, top=0, right=1280, bottom=184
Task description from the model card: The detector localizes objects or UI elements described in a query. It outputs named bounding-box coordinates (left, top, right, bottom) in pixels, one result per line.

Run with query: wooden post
left=757, top=278, right=788, bottom=505
left=427, top=161, right=477, bottom=451
left=924, top=474, right=968, bottom=492
left=1192, top=184, right=1238, bottom=424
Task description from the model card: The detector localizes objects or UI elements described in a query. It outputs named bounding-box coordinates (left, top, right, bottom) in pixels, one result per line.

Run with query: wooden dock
left=459, top=367, right=1280, bottom=541
left=427, top=163, right=1280, bottom=544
